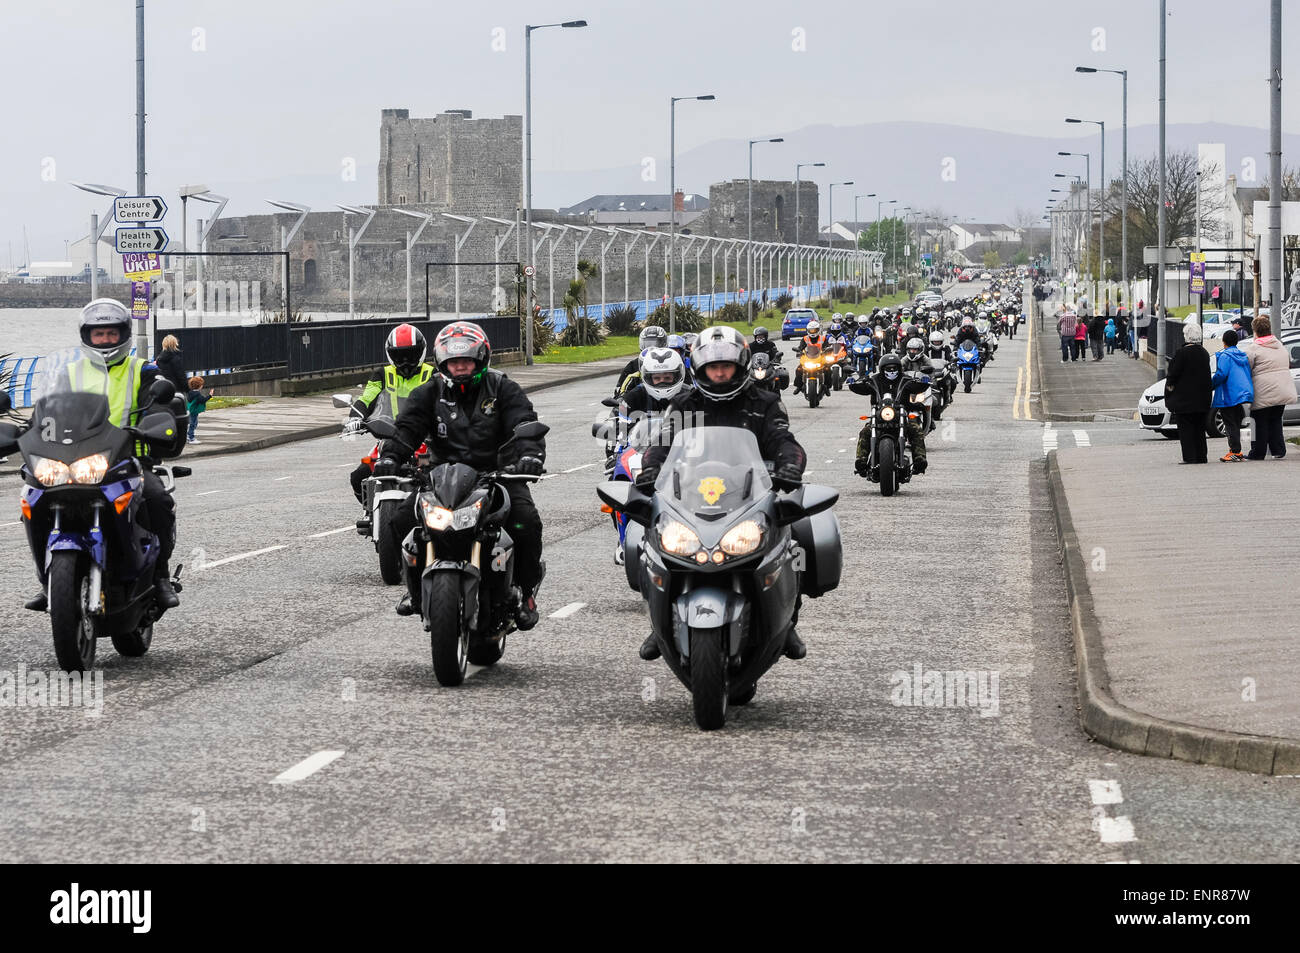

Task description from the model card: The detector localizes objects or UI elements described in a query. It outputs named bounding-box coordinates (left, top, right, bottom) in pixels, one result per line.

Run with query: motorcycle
left=748, top=353, right=789, bottom=393
left=956, top=340, right=981, bottom=393
left=849, top=332, right=876, bottom=377
left=826, top=338, right=850, bottom=391
left=369, top=417, right=550, bottom=687
left=799, top=343, right=831, bottom=408
left=334, top=395, right=425, bottom=585
left=592, top=405, right=662, bottom=573
left=0, top=348, right=190, bottom=671
left=598, top=426, right=841, bottom=730
left=926, top=359, right=951, bottom=420
left=854, top=379, right=924, bottom=497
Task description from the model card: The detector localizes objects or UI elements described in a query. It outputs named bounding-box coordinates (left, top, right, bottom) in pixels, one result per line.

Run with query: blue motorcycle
left=0, top=348, right=189, bottom=671
left=849, top=332, right=876, bottom=377
left=956, top=340, right=981, bottom=393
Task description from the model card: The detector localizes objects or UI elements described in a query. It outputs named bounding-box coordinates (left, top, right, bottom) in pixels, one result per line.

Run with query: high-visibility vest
left=382, top=363, right=434, bottom=418
left=70, top=357, right=144, bottom=428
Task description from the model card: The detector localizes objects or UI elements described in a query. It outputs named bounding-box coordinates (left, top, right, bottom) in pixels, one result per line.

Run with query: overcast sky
left=2, top=0, right=1296, bottom=262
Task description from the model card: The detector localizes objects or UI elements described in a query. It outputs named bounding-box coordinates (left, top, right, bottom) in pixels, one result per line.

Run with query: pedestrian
left=1132, top=299, right=1149, bottom=356
left=1230, top=315, right=1251, bottom=340
left=1104, top=317, right=1117, bottom=354
left=1114, top=308, right=1129, bottom=353
left=1089, top=306, right=1106, bottom=360
left=186, top=375, right=214, bottom=445
left=1210, top=329, right=1253, bottom=462
left=1163, top=321, right=1211, bottom=463
left=1242, top=315, right=1298, bottom=459
left=1073, top=314, right=1088, bottom=362
left=1056, top=306, right=1078, bottom=363
left=155, top=335, right=188, bottom=396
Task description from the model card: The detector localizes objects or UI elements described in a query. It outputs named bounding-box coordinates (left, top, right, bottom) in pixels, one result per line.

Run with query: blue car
left=781, top=308, right=818, bottom=340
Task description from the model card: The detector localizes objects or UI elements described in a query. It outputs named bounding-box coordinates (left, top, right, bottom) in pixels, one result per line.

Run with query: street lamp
left=1078, top=66, right=1129, bottom=346
left=191, top=192, right=227, bottom=328
left=747, top=136, right=784, bottom=322
left=267, top=200, right=310, bottom=315
left=337, top=204, right=376, bottom=318
left=71, top=182, right=127, bottom=302
left=524, top=18, right=587, bottom=364
left=825, top=181, right=853, bottom=298
left=795, top=161, right=825, bottom=300
left=1067, top=118, right=1105, bottom=287
left=894, top=206, right=911, bottom=277
left=669, top=93, right=715, bottom=332
left=1058, top=151, right=1091, bottom=285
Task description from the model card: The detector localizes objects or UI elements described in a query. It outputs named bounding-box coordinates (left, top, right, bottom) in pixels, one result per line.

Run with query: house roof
left=558, top=193, right=709, bottom=214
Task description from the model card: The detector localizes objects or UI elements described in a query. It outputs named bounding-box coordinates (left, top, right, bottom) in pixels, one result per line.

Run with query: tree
left=982, top=250, right=1002, bottom=269
left=857, top=217, right=909, bottom=273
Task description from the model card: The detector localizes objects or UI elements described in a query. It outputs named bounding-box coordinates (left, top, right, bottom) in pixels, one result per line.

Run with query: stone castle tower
left=378, top=108, right=522, bottom=216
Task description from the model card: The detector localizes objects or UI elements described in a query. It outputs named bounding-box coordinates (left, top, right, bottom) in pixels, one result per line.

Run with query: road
left=1, top=283, right=1297, bottom=862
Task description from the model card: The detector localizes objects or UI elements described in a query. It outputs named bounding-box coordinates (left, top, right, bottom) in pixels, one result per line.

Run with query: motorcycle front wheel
left=375, top=499, right=403, bottom=585
left=424, top=572, right=468, bottom=686
left=879, top=439, right=898, bottom=497
left=48, top=551, right=97, bottom=672
left=690, top=626, right=729, bottom=731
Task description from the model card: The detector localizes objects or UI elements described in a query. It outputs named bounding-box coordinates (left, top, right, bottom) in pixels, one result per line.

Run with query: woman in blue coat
left=1210, top=329, right=1254, bottom=461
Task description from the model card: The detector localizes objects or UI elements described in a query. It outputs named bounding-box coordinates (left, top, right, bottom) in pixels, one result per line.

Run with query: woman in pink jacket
left=1243, top=316, right=1298, bottom=459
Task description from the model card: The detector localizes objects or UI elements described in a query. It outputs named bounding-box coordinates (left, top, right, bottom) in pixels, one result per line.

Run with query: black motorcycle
left=0, top=348, right=189, bottom=671
left=853, top=377, right=927, bottom=497
left=372, top=418, right=549, bottom=687
left=600, top=427, right=841, bottom=730
left=749, top=353, right=789, bottom=393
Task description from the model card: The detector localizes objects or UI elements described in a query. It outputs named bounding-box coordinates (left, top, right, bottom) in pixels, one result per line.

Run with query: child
left=1073, top=315, right=1088, bottom=362
left=1104, top=317, right=1117, bottom=354
left=186, top=376, right=214, bottom=444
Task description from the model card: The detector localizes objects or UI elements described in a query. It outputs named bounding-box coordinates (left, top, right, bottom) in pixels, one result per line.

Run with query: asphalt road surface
left=1, top=296, right=1297, bottom=862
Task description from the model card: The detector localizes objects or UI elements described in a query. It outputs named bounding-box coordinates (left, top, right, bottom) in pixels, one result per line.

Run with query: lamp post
left=669, top=93, right=714, bottom=333
left=70, top=182, right=127, bottom=303
left=524, top=18, right=587, bottom=364
left=177, top=185, right=209, bottom=328
left=854, top=192, right=875, bottom=282
left=337, top=204, right=376, bottom=318
left=794, top=161, right=824, bottom=300
left=267, top=200, right=310, bottom=316
left=1066, top=119, right=1105, bottom=293
left=1058, top=151, right=1091, bottom=289
left=1077, top=66, right=1128, bottom=332
left=747, top=136, right=784, bottom=322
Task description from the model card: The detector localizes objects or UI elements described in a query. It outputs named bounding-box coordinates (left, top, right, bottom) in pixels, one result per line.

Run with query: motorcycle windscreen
left=428, top=461, right=480, bottom=508
left=654, top=426, right=771, bottom=517
left=20, top=347, right=128, bottom=464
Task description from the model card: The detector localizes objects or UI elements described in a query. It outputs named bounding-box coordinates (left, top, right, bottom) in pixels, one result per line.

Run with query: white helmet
left=806, top=319, right=821, bottom=335
left=639, top=347, right=686, bottom=402
left=831, top=313, right=843, bottom=323
left=855, top=315, right=871, bottom=331
left=78, top=298, right=134, bottom=366
left=905, top=337, right=925, bottom=361
left=929, top=330, right=945, bottom=348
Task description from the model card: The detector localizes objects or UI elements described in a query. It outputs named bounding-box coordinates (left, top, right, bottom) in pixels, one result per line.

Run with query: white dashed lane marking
left=272, top=750, right=345, bottom=784
left=549, top=602, right=586, bottom=619
left=308, top=526, right=354, bottom=538
left=1073, top=429, right=1091, bottom=447
left=196, top=545, right=289, bottom=571
left=1088, top=779, right=1137, bottom=845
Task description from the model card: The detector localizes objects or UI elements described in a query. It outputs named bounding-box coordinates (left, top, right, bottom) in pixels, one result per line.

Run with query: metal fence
left=285, top=316, right=520, bottom=376
left=539, top=281, right=833, bottom=332
left=153, top=323, right=289, bottom=376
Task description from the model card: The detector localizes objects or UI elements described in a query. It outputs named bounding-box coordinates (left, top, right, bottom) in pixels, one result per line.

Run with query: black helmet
left=879, top=353, right=903, bottom=380
left=691, top=325, right=751, bottom=401
left=753, top=326, right=769, bottom=343
left=78, top=298, right=133, bottom=366
left=385, top=323, right=427, bottom=377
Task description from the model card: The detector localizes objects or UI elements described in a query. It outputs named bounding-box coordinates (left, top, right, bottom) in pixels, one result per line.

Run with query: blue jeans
left=187, top=412, right=199, bottom=440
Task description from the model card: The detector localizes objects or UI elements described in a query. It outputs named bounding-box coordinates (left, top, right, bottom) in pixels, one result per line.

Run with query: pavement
left=4, top=289, right=1300, bottom=861
left=1033, top=298, right=1155, bottom=421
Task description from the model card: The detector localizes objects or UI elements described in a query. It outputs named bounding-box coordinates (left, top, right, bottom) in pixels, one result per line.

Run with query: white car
left=979, top=272, right=992, bottom=280
left=1137, top=331, right=1300, bottom=438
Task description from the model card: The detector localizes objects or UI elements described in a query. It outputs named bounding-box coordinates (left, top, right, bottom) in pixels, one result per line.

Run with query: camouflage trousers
left=856, top=418, right=926, bottom=468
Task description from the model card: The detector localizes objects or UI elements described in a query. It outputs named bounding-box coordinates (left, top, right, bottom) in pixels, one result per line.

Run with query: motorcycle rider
left=26, top=299, right=181, bottom=611
left=750, top=326, right=782, bottom=366
left=346, top=324, right=435, bottom=506
left=615, top=324, right=669, bottom=394
left=792, top=319, right=829, bottom=395
left=666, top=334, right=694, bottom=384
left=926, top=329, right=953, bottom=363
left=375, top=322, right=547, bottom=629
left=618, top=347, right=688, bottom=419
left=850, top=352, right=929, bottom=475
left=635, top=325, right=809, bottom=661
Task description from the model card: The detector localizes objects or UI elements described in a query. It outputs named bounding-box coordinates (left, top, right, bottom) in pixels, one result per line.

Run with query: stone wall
left=688, top=179, right=818, bottom=244
left=379, top=108, right=521, bottom=217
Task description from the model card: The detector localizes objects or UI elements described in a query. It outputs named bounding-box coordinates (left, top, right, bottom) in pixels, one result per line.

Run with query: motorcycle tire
left=963, top=370, right=972, bottom=393
left=807, top=386, right=821, bottom=409
left=468, top=632, right=505, bottom=667
left=375, top=499, right=403, bottom=586
left=48, top=551, right=97, bottom=672
left=111, top=622, right=153, bottom=658
left=879, top=440, right=897, bottom=497
left=424, top=572, right=468, bottom=687
left=690, top=626, right=729, bottom=731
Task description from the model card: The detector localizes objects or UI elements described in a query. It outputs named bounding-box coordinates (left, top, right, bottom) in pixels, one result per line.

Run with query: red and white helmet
left=385, top=323, right=427, bottom=377
left=433, top=322, right=491, bottom=394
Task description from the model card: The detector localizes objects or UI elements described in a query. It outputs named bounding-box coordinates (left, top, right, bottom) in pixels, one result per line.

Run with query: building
left=557, top=192, right=708, bottom=229
left=378, top=108, right=521, bottom=216
left=686, top=179, right=819, bottom=244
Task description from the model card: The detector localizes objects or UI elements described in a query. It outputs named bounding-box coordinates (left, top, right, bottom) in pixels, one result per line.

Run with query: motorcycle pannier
left=791, top=509, right=842, bottom=598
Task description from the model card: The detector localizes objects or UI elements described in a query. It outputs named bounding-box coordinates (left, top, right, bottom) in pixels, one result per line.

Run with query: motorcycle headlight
left=881, top=406, right=897, bottom=421
left=719, top=520, right=763, bottom=556
left=419, top=497, right=454, bottom=531
left=69, top=453, right=109, bottom=485
left=33, top=456, right=70, bottom=487
left=659, top=520, right=701, bottom=556
left=451, top=499, right=483, bottom=530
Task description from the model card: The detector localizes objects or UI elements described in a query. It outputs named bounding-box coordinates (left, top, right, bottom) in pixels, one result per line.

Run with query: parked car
left=979, top=272, right=992, bottom=280
left=958, top=272, right=973, bottom=282
left=1137, top=330, right=1300, bottom=438
left=781, top=307, right=819, bottom=340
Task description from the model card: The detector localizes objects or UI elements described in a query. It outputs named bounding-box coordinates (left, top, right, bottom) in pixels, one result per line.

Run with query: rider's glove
left=634, top=467, right=659, bottom=491
left=372, top=456, right=399, bottom=477
left=514, top=455, right=544, bottom=476
left=771, top=464, right=803, bottom=493
left=343, top=418, right=364, bottom=434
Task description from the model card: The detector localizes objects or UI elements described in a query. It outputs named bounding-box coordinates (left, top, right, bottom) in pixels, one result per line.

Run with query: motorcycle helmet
left=929, top=330, right=945, bottom=348
left=682, top=332, right=699, bottom=352
left=752, top=326, right=769, bottom=343
left=639, top=347, right=686, bottom=402
left=750, top=351, right=772, bottom=381
left=843, top=311, right=855, bottom=322
left=879, top=353, right=902, bottom=382
left=831, top=313, right=843, bottom=323
left=639, top=324, right=668, bottom=351
left=79, top=298, right=133, bottom=367
left=692, top=325, right=751, bottom=401
left=828, top=317, right=843, bottom=336
left=961, top=315, right=974, bottom=326
left=855, top=315, right=871, bottom=332
left=433, top=321, right=491, bottom=395
left=385, top=323, right=427, bottom=378
left=806, top=319, right=821, bottom=336
left=667, top=333, right=687, bottom=358
left=905, top=337, right=925, bottom=361
left=901, top=308, right=912, bottom=319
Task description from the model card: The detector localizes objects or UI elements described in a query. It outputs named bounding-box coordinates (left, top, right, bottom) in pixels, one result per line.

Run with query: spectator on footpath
left=156, top=335, right=188, bottom=396
left=1132, top=299, right=1149, bottom=354
left=186, top=375, right=214, bottom=445
left=1210, top=329, right=1254, bottom=462
left=1089, top=304, right=1106, bottom=360
left=1056, top=306, right=1078, bottom=363
left=1164, top=321, right=1211, bottom=464
left=1104, top=317, right=1118, bottom=354
left=1114, top=307, right=1130, bottom=353
left=1073, top=313, right=1088, bottom=362
left=1242, top=315, right=1298, bottom=459
left=1230, top=314, right=1252, bottom=340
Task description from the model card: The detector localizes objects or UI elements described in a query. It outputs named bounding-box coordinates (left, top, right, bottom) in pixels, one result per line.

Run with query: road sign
left=1143, top=245, right=1183, bottom=265
left=113, top=195, right=168, bottom=223
left=523, top=264, right=536, bottom=277
left=122, top=252, right=161, bottom=280
left=114, top=227, right=168, bottom=253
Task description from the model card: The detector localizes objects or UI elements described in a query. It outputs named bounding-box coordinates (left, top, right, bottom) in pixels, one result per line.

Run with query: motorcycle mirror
left=0, top=390, right=10, bottom=414
left=365, top=418, right=397, bottom=439
left=331, top=394, right=355, bottom=409
left=600, top=397, right=619, bottom=408
left=512, top=421, right=550, bottom=441
left=591, top=420, right=615, bottom=441
left=131, top=412, right=179, bottom=443
left=596, top=480, right=652, bottom=526
left=0, top=421, right=19, bottom=456
left=148, top=378, right=175, bottom=402
left=801, top=484, right=838, bottom=518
